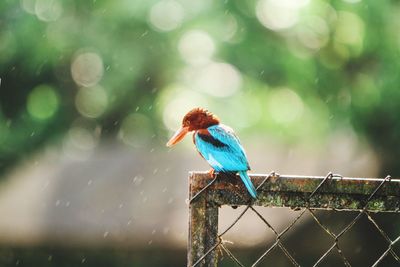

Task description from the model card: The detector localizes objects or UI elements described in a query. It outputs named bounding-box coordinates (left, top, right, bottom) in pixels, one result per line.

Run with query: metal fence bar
left=189, top=172, right=400, bottom=211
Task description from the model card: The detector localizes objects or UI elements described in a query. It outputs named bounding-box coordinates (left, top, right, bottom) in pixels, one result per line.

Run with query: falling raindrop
left=103, top=231, right=109, bottom=238
left=42, top=180, right=50, bottom=190
left=132, top=175, right=144, bottom=186
left=140, top=30, right=148, bottom=38
left=88, top=180, right=92, bottom=186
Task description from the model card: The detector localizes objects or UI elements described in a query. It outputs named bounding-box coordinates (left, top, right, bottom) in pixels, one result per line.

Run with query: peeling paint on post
left=188, top=172, right=219, bottom=267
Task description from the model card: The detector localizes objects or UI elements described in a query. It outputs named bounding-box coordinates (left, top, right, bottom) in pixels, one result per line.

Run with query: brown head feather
left=182, top=108, right=220, bottom=131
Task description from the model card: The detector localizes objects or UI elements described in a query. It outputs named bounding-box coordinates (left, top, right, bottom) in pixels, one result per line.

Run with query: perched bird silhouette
left=166, top=107, right=257, bottom=198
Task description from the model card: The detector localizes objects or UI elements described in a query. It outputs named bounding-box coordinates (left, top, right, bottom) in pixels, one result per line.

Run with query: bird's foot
left=208, top=168, right=216, bottom=178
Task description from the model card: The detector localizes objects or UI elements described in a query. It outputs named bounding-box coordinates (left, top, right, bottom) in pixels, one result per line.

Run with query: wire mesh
left=187, top=172, right=400, bottom=267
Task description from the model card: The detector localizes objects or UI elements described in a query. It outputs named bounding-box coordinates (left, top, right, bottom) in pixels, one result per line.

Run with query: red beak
left=166, top=126, right=189, bottom=147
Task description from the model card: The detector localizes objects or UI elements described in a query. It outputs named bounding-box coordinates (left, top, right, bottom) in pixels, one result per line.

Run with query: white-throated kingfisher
left=166, top=107, right=257, bottom=198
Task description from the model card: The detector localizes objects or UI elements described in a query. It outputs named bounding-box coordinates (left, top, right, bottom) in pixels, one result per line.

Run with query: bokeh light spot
left=71, top=52, right=104, bottom=87
left=75, top=86, right=108, bottom=118
left=352, top=74, right=381, bottom=109
left=149, top=0, right=184, bottom=32
left=193, top=62, right=242, bottom=98
left=27, top=84, right=59, bottom=120
left=296, top=16, right=329, bottom=50
left=161, top=87, right=207, bottom=131
left=68, top=127, right=98, bottom=151
left=342, top=0, right=361, bottom=3
left=119, top=113, right=152, bottom=148
left=216, top=14, right=238, bottom=42
left=335, top=11, right=364, bottom=50
left=35, top=0, right=63, bottom=22
left=63, top=125, right=99, bottom=160
left=267, top=88, right=304, bottom=124
left=256, top=0, right=309, bottom=31
left=20, top=0, right=36, bottom=14
left=178, top=30, right=215, bottom=66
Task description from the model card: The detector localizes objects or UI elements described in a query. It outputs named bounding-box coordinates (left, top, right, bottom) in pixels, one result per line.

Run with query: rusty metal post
left=188, top=172, right=219, bottom=267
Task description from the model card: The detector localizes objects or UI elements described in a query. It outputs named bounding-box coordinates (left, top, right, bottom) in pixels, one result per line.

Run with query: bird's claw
left=208, top=168, right=217, bottom=178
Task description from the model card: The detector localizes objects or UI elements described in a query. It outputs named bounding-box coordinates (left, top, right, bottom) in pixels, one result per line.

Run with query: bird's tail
left=238, top=171, right=257, bottom=199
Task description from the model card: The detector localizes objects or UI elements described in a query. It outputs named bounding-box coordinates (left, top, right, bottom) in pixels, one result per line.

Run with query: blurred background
left=1, top=0, right=400, bottom=266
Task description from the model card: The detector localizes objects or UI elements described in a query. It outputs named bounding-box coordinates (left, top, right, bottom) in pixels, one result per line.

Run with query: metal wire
left=190, top=173, right=400, bottom=267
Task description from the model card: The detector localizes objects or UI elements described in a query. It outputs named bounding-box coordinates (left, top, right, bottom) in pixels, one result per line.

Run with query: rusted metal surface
left=188, top=172, right=219, bottom=267
left=187, top=171, right=400, bottom=266
left=190, top=172, right=400, bottom=212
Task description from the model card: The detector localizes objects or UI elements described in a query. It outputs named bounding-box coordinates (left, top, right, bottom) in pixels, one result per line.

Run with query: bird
left=166, top=107, right=257, bottom=198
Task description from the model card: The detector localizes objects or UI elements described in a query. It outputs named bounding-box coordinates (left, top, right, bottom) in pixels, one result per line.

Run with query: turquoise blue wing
left=194, top=124, right=250, bottom=172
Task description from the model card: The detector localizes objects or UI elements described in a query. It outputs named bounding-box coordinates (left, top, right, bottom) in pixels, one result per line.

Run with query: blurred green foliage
left=1, top=0, right=400, bottom=174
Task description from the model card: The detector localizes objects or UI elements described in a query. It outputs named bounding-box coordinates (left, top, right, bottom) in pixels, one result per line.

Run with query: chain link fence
left=187, top=172, right=400, bottom=267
